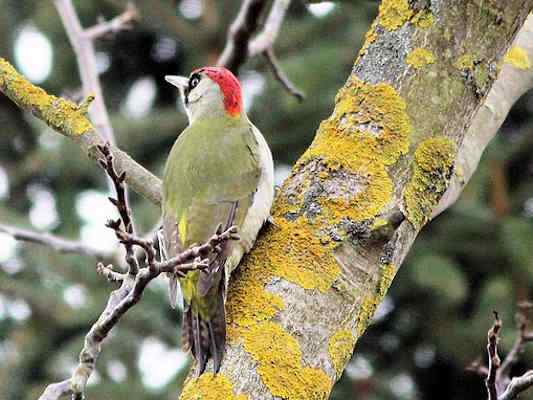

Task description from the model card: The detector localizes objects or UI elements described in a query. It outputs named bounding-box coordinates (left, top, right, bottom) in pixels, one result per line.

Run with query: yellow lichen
left=0, top=58, right=93, bottom=137
left=371, top=218, right=388, bottom=230
left=378, top=0, right=413, bottom=31
left=504, top=46, right=531, bottom=70
left=328, top=330, right=356, bottom=377
left=300, top=78, right=411, bottom=223
left=403, top=137, right=457, bottom=228
left=223, top=75, right=412, bottom=400
left=355, top=294, right=380, bottom=336
left=238, top=216, right=340, bottom=294
left=411, top=9, right=434, bottom=29
left=355, top=264, right=397, bottom=336
left=454, top=54, right=474, bottom=71
left=240, top=322, right=331, bottom=400
left=226, top=266, right=284, bottom=336
left=406, top=48, right=435, bottom=69
left=378, top=263, right=397, bottom=298
left=180, top=373, right=248, bottom=400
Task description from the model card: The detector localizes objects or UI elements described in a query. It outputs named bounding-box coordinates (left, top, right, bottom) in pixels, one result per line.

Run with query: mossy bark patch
left=407, top=48, right=436, bottom=69
left=403, top=137, right=457, bottom=228
left=0, top=58, right=93, bottom=137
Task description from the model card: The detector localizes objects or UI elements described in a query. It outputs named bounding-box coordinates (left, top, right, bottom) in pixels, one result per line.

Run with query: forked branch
left=38, top=144, right=238, bottom=400
left=467, top=306, right=533, bottom=400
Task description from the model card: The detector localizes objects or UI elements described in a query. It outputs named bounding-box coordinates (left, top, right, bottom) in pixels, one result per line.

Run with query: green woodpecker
left=162, top=67, right=274, bottom=374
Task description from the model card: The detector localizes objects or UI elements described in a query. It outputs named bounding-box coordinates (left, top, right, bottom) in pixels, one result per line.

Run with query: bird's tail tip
left=181, top=296, right=226, bottom=374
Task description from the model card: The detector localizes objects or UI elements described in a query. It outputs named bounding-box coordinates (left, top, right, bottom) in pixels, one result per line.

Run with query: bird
left=162, top=67, right=274, bottom=374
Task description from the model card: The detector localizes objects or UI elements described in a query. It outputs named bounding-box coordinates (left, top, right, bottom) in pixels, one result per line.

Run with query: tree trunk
left=179, top=1, right=533, bottom=399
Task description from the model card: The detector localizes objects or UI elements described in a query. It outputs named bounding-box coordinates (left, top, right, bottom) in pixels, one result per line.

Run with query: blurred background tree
left=0, top=0, right=533, bottom=399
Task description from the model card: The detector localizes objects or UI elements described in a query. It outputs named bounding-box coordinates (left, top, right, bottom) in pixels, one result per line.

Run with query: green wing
left=162, top=116, right=261, bottom=254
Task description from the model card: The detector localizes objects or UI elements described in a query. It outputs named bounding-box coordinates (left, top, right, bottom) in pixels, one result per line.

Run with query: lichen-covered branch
left=0, top=223, right=109, bottom=259
left=0, top=58, right=162, bottom=205
left=179, top=1, right=533, bottom=399
left=434, top=14, right=533, bottom=216
left=38, top=145, right=237, bottom=400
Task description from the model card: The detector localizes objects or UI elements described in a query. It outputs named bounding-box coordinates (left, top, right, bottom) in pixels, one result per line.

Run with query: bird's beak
left=165, top=75, right=189, bottom=91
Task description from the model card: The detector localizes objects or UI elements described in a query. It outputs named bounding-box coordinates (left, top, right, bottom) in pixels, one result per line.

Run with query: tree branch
left=499, top=371, right=533, bottom=400
left=217, top=0, right=301, bottom=99
left=487, top=312, right=502, bottom=400
left=498, top=303, right=533, bottom=382
left=434, top=14, right=533, bottom=217
left=217, top=0, right=268, bottom=72
left=467, top=306, right=533, bottom=400
left=38, top=144, right=238, bottom=400
left=85, top=4, right=139, bottom=40
left=0, top=58, right=162, bottom=205
left=178, top=2, right=533, bottom=398
left=53, top=0, right=137, bottom=145
left=263, top=48, right=305, bottom=101
left=0, top=224, right=108, bottom=259
left=248, top=0, right=291, bottom=57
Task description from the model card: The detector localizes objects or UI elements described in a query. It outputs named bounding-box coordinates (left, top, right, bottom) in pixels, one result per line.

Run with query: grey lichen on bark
left=179, top=1, right=533, bottom=399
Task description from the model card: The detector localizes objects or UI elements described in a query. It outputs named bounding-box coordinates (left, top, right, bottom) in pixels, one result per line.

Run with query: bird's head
left=165, top=67, right=243, bottom=123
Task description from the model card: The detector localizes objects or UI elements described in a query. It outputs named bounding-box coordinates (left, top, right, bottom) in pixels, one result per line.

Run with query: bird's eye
left=189, top=75, right=201, bottom=90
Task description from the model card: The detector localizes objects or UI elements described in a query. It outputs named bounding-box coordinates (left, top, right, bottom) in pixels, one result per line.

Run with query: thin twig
left=54, top=0, right=127, bottom=145
left=487, top=311, right=502, bottom=400
left=218, top=0, right=302, bottom=99
left=217, top=0, right=268, bottom=72
left=98, top=144, right=139, bottom=275
left=38, top=144, right=238, bottom=400
left=499, top=370, right=533, bottom=400
left=466, top=357, right=490, bottom=377
left=264, top=48, right=305, bottom=101
left=249, top=0, right=291, bottom=56
left=0, top=224, right=108, bottom=259
left=218, top=0, right=293, bottom=72
left=85, top=3, right=139, bottom=40
left=96, top=262, right=126, bottom=282
left=467, top=307, right=533, bottom=400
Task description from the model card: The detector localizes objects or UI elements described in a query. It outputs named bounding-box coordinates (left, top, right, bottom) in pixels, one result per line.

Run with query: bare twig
left=98, top=144, right=139, bottom=275
left=248, top=0, right=291, bottom=56
left=467, top=307, right=533, bottom=400
left=96, top=262, right=126, bottom=282
left=499, top=371, right=533, bottom=400
left=466, top=357, right=490, bottom=377
left=217, top=0, right=268, bottom=72
left=85, top=3, right=139, bottom=40
left=0, top=224, right=108, bottom=259
left=487, top=311, right=502, bottom=400
left=218, top=0, right=302, bottom=98
left=54, top=0, right=133, bottom=145
left=218, top=0, right=295, bottom=79
left=38, top=144, right=238, bottom=400
left=264, top=48, right=305, bottom=101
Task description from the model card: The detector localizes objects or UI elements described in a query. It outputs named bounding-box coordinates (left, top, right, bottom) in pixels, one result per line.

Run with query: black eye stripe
left=189, top=73, right=201, bottom=90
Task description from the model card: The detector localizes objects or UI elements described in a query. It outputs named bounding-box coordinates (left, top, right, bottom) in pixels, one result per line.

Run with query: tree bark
left=178, top=2, right=533, bottom=399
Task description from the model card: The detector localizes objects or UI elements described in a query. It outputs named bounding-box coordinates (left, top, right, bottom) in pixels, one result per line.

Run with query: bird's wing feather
left=162, top=118, right=261, bottom=293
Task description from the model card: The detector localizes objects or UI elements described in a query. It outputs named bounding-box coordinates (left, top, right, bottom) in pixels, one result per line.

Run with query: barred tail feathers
left=180, top=282, right=226, bottom=374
